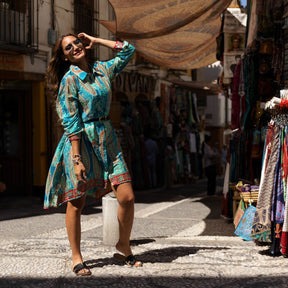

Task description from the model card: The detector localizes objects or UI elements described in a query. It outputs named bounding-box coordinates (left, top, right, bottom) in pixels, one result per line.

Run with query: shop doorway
left=0, top=90, right=32, bottom=195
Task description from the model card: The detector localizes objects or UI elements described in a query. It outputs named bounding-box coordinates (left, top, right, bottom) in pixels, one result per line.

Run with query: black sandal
left=113, top=253, right=143, bottom=267
left=125, top=255, right=143, bottom=267
left=72, top=263, right=91, bottom=276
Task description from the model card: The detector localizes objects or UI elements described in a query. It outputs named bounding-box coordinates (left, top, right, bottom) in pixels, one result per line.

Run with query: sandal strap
left=125, top=255, right=136, bottom=266
left=73, top=263, right=88, bottom=273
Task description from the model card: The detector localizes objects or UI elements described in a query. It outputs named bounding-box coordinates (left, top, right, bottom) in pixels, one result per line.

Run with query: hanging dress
left=44, top=41, right=135, bottom=208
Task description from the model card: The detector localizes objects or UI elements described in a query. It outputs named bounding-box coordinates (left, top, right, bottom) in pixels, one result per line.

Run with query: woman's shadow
left=85, top=239, right=229, bottom=268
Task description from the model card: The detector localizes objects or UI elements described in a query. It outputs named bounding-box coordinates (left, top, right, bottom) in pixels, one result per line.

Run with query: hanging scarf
left=270, top=127, right=285, bottom=224
left=251, top=125, right=279, bottom=242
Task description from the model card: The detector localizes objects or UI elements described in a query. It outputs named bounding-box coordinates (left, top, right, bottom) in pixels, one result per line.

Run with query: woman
left=45, top=32, right=142, bottom=276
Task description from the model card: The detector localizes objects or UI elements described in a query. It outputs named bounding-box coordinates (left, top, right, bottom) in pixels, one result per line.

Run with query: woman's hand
left=78, top=32, right=98, bottom=49
left=78, top=33, right=117, bottom=49
left=70, top=139, right=86, bottom=183
left=74, top=161, right=87, bottom=183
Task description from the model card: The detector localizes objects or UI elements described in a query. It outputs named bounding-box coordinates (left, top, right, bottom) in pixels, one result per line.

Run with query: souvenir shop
left=221, top=0, right=288, bottom=256
left=159, top=81, right=206, bottom=186
left=111, top=68, right=215, bottom=190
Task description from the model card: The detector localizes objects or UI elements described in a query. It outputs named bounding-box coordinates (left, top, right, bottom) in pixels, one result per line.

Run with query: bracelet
left=114, top=41, right=123, bottom=50
left=72, top=154, right=81, bottom=165
left=69, top=136, right=80, bottom=141
left=69, top=134, right=81, bottom=141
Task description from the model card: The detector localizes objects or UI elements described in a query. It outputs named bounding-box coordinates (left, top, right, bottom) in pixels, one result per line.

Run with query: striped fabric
left=250, top=125, right=279, bottom=242
left=44, top=41, right=135, bottom=208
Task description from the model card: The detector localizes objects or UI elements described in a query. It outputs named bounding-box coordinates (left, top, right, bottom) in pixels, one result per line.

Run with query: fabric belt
left=86, top=116, right=110, bottom=123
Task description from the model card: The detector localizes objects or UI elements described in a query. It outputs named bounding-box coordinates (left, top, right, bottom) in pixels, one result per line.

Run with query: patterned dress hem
left=44, top=174, right=132, bottom=209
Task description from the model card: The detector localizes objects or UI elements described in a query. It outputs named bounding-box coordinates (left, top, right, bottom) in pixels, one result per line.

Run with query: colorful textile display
left=251, top=112, right=288, bottom=249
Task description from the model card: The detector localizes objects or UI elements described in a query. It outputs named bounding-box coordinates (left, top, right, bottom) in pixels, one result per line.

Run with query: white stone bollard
left=102, top=192, right=119, bottom=246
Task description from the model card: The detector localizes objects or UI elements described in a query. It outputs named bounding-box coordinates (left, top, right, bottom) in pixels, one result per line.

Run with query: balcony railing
left=0, top=0, right=38, bottom=53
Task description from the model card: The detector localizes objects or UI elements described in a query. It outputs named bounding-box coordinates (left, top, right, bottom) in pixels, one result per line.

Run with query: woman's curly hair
left=46, top=33, right=78, bottom=97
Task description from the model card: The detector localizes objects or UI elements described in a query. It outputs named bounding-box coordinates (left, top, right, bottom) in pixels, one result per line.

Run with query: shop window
left=74, top=0, right=94, bottom=35
left=0, top=0, right=38, bottom=52
left=0, top=0, right=27, bottom=13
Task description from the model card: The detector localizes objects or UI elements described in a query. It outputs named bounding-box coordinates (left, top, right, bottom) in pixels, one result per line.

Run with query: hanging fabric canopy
left=130, top=15, right=221, bottom=69
left=101, top=0, right=231, bottom=69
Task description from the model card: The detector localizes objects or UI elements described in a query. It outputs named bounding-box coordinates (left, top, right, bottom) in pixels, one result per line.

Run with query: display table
left=230, top=183, right=258, bottom=217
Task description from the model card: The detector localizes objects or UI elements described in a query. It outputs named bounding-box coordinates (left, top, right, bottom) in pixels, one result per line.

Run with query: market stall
left=223, top=0, right=288, bottom=257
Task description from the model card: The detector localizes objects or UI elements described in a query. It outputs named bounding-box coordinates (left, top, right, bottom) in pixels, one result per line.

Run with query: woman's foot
left=72, top=263, right=91, bottom=276
left=113, top=253, right=143, bottom=267
left=115, top=242, right=132, bottom=257
left=115, top=242, right=142, bottom=267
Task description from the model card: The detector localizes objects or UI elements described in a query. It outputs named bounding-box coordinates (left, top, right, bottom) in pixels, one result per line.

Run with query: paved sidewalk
left=1, top=179, right=288, bottom=287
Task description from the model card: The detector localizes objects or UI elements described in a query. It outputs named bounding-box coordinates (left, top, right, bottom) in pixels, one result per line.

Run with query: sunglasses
left=64, top=38, right=82, bottom=52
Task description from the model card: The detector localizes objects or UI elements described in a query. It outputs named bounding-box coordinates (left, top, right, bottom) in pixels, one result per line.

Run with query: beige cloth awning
left=101, top=0, right=231, bottom=69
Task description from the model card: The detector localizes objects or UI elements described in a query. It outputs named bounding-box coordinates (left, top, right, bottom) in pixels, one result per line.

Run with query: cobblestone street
left=1, top=180, right=288, bottom=287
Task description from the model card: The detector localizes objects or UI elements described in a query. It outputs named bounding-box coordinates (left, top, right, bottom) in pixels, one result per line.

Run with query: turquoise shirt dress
left=44, top=41, right=135, bottom=208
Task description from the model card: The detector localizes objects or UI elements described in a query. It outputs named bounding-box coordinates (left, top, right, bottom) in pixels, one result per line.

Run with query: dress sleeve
left=56, top=75, right=83, bottom=137
left=105, top=41, right=135, bottom=81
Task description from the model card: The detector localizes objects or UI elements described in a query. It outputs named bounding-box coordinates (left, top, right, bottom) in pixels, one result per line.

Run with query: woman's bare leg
left=66, top=194, right=87, bottom=269
left=113, top=182, right=135, bottom=256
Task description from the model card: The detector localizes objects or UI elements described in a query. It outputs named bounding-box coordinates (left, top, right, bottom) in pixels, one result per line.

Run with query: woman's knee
left=118, top=190, right=135, bottom=206
left=67, top=194, right=86, bottom=213
left=115, top=183, right=135, bottom=206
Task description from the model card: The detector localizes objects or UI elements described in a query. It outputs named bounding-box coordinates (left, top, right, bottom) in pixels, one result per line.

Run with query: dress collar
left=70, top=63, right=104, bottom=80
